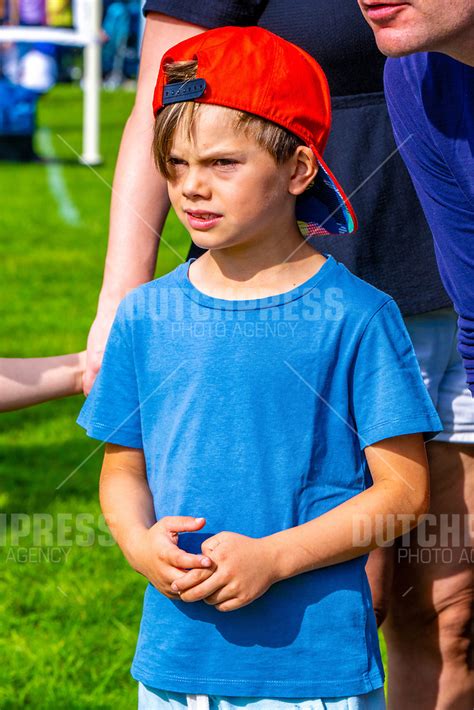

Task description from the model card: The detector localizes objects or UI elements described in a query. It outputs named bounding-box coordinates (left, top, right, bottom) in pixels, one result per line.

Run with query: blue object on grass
left=0, top=79, right=40, bottom=135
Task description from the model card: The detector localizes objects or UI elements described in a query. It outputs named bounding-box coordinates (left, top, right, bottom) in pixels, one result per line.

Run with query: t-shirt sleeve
left=142, top=0, right=268, bottom=26
left=351, top=299, right=442, bottom=449
left=77, top=297, right=143, bottom=448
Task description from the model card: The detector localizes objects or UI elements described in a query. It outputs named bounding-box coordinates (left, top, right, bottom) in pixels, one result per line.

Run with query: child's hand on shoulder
left=170, top=532, right=279, bottom=612
left=130, top=516, right=216, bottom=600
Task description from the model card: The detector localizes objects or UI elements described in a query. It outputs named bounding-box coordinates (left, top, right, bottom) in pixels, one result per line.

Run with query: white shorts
left=137, top=684, right=386, bottom=710
left=404, top=307, right=474, bottom=444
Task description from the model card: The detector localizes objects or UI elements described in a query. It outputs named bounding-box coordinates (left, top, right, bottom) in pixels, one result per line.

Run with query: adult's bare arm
left=84, top=13, right=207, bottom=395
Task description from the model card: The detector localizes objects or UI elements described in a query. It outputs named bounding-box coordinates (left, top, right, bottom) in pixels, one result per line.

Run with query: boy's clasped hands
left=132, top=515, right=278, bottom=612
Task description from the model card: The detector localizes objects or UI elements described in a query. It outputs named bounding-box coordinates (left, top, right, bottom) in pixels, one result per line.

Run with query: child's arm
left=0, top=352, right=86, bottom=412
left=170, top=433, right=429, bottom=611
left=99, top=443, right=214, bottom=599
left=264, top=432, right=429, bottom=575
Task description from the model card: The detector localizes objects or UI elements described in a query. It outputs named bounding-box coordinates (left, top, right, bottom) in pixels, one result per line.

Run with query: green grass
left=0, top=84, right=386, bottom=708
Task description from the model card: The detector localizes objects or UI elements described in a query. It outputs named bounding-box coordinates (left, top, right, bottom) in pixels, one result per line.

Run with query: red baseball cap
left=153, top=26, right=357, bottom=237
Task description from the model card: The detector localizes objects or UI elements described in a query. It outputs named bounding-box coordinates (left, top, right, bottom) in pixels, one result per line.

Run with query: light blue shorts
left=404, top=307, right=474, bottom=443
left=137, top=684, right=386, bottom=710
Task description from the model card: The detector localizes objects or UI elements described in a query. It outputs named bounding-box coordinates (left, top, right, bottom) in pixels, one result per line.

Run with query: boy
left=78, top=27, right=441, bottom=710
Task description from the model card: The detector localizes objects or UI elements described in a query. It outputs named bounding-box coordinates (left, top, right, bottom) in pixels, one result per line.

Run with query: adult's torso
left=258, top=0, right=449, bottom=315
left=258, top=0, right=384, bottom=96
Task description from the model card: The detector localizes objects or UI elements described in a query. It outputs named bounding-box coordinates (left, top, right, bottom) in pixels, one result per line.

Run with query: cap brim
left=296, top=153, right=357, bottom=238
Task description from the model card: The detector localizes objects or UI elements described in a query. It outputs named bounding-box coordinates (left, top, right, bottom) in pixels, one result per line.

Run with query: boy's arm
left=83, top=13, right=207, bottom=395
left=171, top=434, right=429, bottom=611
left=0, top=352, right=86, bottom=412
left=100, top=443, right=214, bottom=599
left=266, top=432, right=429, bottom=577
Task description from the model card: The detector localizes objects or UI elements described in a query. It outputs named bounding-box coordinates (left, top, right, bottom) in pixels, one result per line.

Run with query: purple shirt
left=385, top=53, right=474, bottom=394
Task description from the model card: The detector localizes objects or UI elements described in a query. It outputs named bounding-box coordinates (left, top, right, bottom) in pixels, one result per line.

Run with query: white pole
left=0, top=26, right=92, bottom=45
left=81, top=0, right=102, bottom=165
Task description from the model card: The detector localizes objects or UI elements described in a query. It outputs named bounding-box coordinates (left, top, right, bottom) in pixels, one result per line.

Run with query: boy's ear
left=288, top=146, right=319, bottom=196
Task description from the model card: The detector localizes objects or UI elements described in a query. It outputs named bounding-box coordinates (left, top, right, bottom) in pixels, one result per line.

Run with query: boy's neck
left=188, top=230, right=327, bottom=300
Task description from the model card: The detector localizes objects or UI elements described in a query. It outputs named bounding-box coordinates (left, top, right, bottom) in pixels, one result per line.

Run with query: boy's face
left=166, top=105, right=298, bottom=251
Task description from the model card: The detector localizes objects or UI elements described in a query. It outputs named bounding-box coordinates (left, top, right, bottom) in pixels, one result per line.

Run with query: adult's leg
left=383, top=441, right=473, bottom=709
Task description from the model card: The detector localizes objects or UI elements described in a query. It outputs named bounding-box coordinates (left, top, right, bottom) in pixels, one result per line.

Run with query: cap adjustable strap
left=163, top=79, right=207, bottom=105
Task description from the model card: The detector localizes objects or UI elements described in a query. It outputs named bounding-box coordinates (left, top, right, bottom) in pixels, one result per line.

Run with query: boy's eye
left=166, top=157, right=238, bottom=168
left=214, top=159, right=238, bottom=167
left=167, top=157, right=185, bottom=166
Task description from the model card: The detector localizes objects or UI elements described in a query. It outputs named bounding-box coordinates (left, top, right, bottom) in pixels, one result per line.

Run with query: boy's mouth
left=185, top=210, right=223, bottom=230
left=185, top=210, right=222, bottom=219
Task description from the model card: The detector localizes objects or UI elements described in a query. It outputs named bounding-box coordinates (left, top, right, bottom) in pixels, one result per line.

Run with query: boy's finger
left=170, top=567, right=215, bottom=593
left=176, top=574, right=224, bottom=603
left=167, top=547, right=212, bottom=570
left=160, top=516, right=206, bottom=533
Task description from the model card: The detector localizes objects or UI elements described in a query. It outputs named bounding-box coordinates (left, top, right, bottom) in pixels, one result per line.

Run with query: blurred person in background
left=0, top=0, right=68, bottom=160
left=101, top=0, right=140, bottom=88
left=82, top=3, right=473, bottom=709
left=3, top=0, right=58, bottom=92
left=0, top=0, right=45, bottom=160
left=2, top=40, right=57, bottom=92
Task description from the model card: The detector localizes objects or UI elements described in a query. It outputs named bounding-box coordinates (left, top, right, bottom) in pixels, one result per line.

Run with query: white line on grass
left=37, top=128, right=81, bottom=226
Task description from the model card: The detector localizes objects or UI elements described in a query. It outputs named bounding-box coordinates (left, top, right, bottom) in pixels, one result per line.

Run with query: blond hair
left=152, top=60, right=304, bottom=179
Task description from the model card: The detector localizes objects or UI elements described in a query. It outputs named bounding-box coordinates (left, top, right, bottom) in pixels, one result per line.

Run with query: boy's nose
left=181, top=167, right=211, bottom=200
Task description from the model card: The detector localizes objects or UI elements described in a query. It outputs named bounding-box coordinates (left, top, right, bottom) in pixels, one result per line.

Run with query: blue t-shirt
left=384, top=53, right=474, bottom=394
left=77, top=256, right=441, bottom=698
